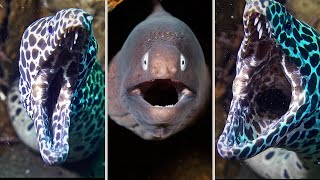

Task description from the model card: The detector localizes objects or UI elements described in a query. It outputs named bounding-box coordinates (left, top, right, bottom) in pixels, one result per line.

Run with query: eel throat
left=31, top=28, right=88, bottom=164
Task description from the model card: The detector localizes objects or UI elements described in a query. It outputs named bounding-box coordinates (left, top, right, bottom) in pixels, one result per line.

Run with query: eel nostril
left=86, top=15, right=93, bottom=21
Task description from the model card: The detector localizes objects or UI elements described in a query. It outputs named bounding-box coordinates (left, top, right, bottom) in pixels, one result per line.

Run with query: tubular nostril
left=170, top=67, right=177, bottom=74
left=86, top=15, right=93, bottom=21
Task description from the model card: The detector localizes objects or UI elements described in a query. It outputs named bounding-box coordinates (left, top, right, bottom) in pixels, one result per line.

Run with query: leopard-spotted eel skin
left=7, top=8, right=105, bottom=165
left=217, top=0, right=320, bottom=178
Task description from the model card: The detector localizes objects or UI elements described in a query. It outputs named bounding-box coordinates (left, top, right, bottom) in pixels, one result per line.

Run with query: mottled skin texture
left=108, top=4, right=210, bottom=140
left=7, top=80, right=39, bottom=152
left=17, top=8, right=105, bottom=165
left=217, top=0, right=320, bottom=178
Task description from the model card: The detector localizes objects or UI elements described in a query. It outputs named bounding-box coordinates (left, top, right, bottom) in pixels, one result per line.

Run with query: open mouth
left=31, top=26, right=90, bottom=164
left=44, top=27, right=89, bottom=133
left=129, top=79, right=194, bottom=108
left=217, top=9, right=305, bottom=159
left=242, top=12, right=294, bottom=132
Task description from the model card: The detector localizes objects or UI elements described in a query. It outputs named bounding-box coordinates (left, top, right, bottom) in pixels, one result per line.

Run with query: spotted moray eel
left=7, top=8, right=105, bottom=165
left=217, top=0, right=320, bottom=178
left=108, top=3, right=210, bottom=140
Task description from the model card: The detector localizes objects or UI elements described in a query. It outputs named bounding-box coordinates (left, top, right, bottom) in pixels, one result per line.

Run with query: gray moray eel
left=108, top=3, right=210, bottom=140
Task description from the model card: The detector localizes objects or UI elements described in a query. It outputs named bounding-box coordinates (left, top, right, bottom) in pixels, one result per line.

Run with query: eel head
left=217, top=0, right=320, bottom=163
left=122, top=41, right=206, bottom=140
left=19, top=8, right=96, bottom=164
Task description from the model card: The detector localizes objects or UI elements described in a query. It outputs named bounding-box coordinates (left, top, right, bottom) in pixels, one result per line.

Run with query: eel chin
left=126, top=78, right=194, bottom=138
left=217, top=11, right=305, bottom=159
left=32, top=27, right=89, bottom=164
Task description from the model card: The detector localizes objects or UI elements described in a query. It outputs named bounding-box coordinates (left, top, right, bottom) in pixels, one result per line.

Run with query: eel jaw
left=31, top=27, right=89, bottom=165
left=126, top=79, right=195, bottom=139
left=217, top=10, right=305, bottom=159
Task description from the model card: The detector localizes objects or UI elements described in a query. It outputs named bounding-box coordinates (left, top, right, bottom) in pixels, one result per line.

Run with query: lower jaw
left=32, top=71, right=75, bottom=164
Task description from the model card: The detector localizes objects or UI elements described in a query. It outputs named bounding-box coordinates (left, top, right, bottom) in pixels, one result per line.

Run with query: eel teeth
left=74, top=31, right=78, bottom=45
left=259, top=28, right=263, bottom=39
left=257, top=21, right=261, bottom=32
left=254, top=17, right=259, bottom=26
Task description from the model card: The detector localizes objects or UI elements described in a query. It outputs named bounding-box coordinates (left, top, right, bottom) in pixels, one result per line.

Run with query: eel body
left=11, top=8, right=105, bottom=165
left=217, top=0, right=320, bottom=178
left=108, top=3, right=210, bottom=140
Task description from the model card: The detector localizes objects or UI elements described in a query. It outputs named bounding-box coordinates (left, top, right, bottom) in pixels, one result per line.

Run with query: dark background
left=108, top=0, right=212, bottom=179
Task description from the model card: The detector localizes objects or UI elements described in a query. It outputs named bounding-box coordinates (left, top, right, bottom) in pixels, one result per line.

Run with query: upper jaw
left=244, top=0, right=269, bottom=16
left=53, top=26, right=89, bottom=55
left=243, top=11, right=272, bottom=41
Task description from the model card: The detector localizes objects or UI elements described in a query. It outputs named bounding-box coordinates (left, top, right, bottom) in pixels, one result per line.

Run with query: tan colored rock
left=286, top=0, right=320, bottom=32
left=5, top=0, right=41, bottom=61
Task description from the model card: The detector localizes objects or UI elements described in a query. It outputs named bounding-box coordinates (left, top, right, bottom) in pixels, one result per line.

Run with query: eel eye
left=142, top=52, right=148, bottom=70
left=180, top=54, right=186, bottom=71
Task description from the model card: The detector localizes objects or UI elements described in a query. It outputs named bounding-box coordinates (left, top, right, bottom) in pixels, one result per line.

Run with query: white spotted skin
left=245, top=148, right=320, bottom=179
left=7, top=80, right=39, bottom=152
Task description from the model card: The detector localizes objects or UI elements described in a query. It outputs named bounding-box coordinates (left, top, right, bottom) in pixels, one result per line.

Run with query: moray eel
left=14, top=8, right=105, bottom=165
left=108, top=3, right=210, bottom=140
left=217, top=0, right=320, bottom=178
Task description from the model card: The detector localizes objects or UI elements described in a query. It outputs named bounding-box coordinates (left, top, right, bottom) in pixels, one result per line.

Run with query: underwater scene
left=108, top=0, right=212, bottom=179
left=216, top=0, right=320, bottom=179
left=0, top=0, right=105, bottom=178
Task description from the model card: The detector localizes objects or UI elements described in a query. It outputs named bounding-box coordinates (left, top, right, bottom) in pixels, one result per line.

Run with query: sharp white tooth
left=259, top=29, right=263, bottom=39
left=64, top=33, right=66, bottom=38
left=254, top=17, right=259, bottom=26
left=257, top=22, right=261, bottom=32
left=131, top=89, right=141, bottom=95
left=74, top=31, right=78, bottom=44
